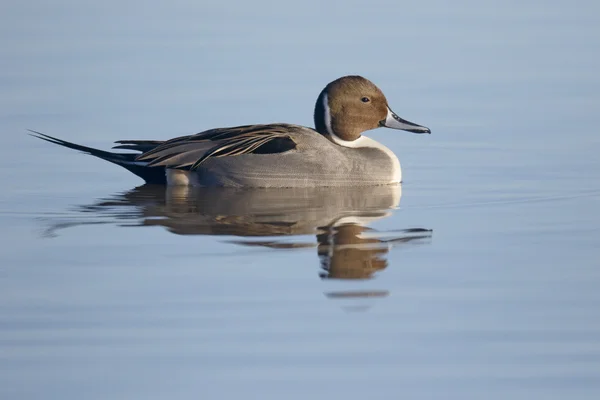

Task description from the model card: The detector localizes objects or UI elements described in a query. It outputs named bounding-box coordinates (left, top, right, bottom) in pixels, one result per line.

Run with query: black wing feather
left=137, top=124, right=297, bottom=170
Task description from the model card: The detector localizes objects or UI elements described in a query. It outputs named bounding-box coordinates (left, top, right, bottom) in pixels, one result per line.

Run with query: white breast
left=326, top=134, right=402, bottom=184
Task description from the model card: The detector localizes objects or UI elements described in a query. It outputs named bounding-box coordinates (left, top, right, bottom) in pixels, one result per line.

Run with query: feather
left=136, top=124, right=297, bottom=170
left=112, top=140, right=164, bottom=153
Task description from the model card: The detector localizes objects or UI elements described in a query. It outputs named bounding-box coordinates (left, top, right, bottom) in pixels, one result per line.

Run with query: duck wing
left=136, top=124, right=298, bottom=169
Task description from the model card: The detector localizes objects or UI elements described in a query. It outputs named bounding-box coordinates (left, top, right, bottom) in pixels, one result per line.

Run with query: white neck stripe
left=322, top=93, right=334, bottom=137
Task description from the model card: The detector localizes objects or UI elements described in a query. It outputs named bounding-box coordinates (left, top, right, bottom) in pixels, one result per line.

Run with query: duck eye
left=361, top=97, right=370, bottom=103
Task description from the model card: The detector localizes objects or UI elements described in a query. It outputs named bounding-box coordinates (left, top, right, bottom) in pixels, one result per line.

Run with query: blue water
left=1, top=1, right=600, bottom=399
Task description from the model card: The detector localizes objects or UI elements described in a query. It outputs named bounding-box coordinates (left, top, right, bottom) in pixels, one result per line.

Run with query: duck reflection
left=45, top=184, right=431, bottom=302
left=317, top=224, right=431, bottom=280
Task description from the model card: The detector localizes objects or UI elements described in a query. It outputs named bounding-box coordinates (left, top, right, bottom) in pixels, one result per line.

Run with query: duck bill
left=381, top=107, right=431, bottom=134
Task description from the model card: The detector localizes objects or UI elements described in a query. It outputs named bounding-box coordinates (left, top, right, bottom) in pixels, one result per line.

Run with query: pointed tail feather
left=29, top=130, right=167, bottom=184
left=112, top=139, right=165, bottom=153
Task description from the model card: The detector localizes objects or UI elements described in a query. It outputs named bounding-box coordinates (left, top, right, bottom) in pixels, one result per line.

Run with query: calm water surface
left=1, top=1, right=600, bottom=399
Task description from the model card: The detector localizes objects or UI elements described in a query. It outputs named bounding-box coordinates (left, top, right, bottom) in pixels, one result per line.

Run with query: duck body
left=32, top=76, right=429, bottom=187
left=162, top=124, right=400, bottom=187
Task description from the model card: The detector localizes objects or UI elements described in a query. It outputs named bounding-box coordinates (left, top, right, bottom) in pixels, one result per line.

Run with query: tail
left=29, top=130, right=167, bottom=184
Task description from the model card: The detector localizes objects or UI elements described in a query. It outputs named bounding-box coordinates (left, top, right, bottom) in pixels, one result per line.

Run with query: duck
left=31, top=75, right=430, bottom=187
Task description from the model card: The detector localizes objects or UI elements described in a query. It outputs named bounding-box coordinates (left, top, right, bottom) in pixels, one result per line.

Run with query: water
left=1, top=1, right=600, bottom=399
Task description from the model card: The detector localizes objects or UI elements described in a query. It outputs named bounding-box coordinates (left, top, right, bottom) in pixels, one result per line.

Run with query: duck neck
left=314, top=91, right=363, bottom=143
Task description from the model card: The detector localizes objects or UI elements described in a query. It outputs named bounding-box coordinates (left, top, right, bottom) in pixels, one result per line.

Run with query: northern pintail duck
left=31, top=75, right=430, bottom=187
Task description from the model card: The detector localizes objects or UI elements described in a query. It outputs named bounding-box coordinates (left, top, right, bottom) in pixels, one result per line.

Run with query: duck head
left=314, top=75, right=430, bottom=145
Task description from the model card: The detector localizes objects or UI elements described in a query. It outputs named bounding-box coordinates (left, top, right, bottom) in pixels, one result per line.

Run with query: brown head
left=314, top=75, right=430, bottom=144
